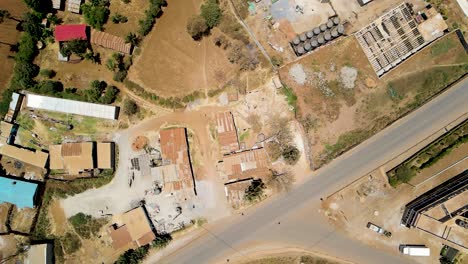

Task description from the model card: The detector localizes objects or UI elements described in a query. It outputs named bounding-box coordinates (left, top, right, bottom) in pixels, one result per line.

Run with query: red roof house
left=55, top=24, right=87, bottom=42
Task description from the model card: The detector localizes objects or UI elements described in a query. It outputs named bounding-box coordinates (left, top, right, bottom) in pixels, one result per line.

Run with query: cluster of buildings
left=215, top=111, right=272, bottom=208
left=355, top=2, right=448, bottom=77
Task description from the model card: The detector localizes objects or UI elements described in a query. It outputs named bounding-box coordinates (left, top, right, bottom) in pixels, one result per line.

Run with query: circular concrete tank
left=324, top=30, right=331, bottom=41
left=320, top=23, right=327, bottom=32
left=306, top=30, right=314, bottom=38
left=311, top=38, right=318, bottom=47
left=337, top=24, right=345, bottom=34
left=333, top=17, right=340, bottom=25
left=304, top=42, right=312, bottom=51
left=327, top=19, right=334, bottom=28
left=313, top=27, right=321, bottom=35
left=331, top=28, right=339, bottom=38
left=317, top=34, right=325, bottom=44
left=292, top=36, right=300, bottom=45
left=299, top=33, right=307, bottom=42
left=297, top=46, right=305, bottom=55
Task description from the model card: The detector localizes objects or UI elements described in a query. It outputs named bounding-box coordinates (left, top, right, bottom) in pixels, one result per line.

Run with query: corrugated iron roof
left=55, top=24, right=87, bottom=42
left=216, top=112, right=239, bottom=154
left=90, top=29, right=132, bottom=54
left=221, top=148, right=270, bottom=181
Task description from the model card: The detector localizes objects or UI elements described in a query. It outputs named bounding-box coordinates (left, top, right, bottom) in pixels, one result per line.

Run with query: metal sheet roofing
left=0, top=176, right=38, bottom=208
left=26, top=94, right=118, bottom=120
left=55, top=24, right=87, bottom=42
left=91, top=29, right=132, bottom=54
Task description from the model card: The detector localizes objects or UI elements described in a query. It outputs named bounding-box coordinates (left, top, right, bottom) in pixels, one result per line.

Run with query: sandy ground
left=128, top=0, right=237, bottom=97
left=0, top=0, right=27, bottom=90
left=322, top=142, right=468, bottom=264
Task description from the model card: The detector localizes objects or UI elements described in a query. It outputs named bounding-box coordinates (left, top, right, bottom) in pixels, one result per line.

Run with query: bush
left=125, top=32, right=139, bottom=46
left=99, top=86, right=119, bottom=104
left=111, top=13, right=128, bottom=23
left=151, top=233, right=172, bottom=249
left=123, top=99, right=138, bottom=115
left=186, top=15, right=208, bottom=40
left=69, top=212, right=107, bottom=239
left=244, top=179, right=265, bottom=202
left=113, top=70, right=127, bottom=82
left=201, top=0, right=221, bottom=28
left=39, top=69, right=56, bottom=78
left=271, top=56, right=283, bottom=67
left=116, top=245, right=149, bottom=264
left=60, top=39, right=88, bottom=57
left=122, top=0, right=130, bottom=3
left=16, top=33, right=36, bottom=62
left=395, top=165, right=415, bottom=184
left=282, top=145, right=300, bottom=165
left=81, top=0, right=110, bottom=30
left=266, top=141, right=282, bottom=162
left=61, top=232, right=81, bottom=255
left=35, top=80, right=64, bottom=95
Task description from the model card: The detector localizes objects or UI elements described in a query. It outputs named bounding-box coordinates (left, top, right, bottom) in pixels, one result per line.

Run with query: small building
left=224, top=178, right=253, bottom=209
left=49, top=142, right=94, bottom=175
left=108, top=206, right=156, bottom=250
left=0, top=121, right=17, bottom=145
left=0, top=145, right=48, bottom=169
left=0, top=176, right=39, bottom=208
left=67, top=0, right=82, bottom=13
left=97, top=142, right=115, bottom=169
left=54, top=24, right=87, bottom=42
left=91, top=29, right=132, bottom=54
left=26, top=93, right=119, bottom=120
left=216, top=112, right=239, bottom=154
left=25, top=243, right=54, bottom=264
left=417, top=8, right=449, bottom=42
left=52, top=0, right=62, bottom=10
left=219, top=148, right=270, bottom=182
left=4, top=92, right=24, bottom=123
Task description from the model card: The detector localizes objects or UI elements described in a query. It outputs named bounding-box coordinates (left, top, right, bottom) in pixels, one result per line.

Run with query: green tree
left=151, top=233, right=172, bottom=249
left=16, top=33, right=36, bottom=62
left=81, top=2, right=110, bottom=30
left=111, top=13, right=128, bottom=23
left=113, top=70, right=127, bottom=82
left=186, top=15, right=208, bottom=40
left=11, top=62, right=38, bottom=89
left=244, top=179, right=265, bottom=202
left=123, top=99, right=138, bottom=115
left=23, top=0, right=50, bottom=13
left=21, top=12, right=42, bottom=40
left=99, top=86, right=119, bottom=104
left=116, top=245, right=149, bottom=264
left=60, top=39, right=88, bottom=57
left=395, top=165, right=415, bottom=183
left=125, top=32, right=139, bottom=46
left=35, top=80, right=63, bottom=95
left=201, top=0, right=221, bottom=28
left=282, top=145, right=300, bottom=165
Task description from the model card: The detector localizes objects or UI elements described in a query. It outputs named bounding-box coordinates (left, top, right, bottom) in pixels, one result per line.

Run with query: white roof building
left=67, top=0, right=81, bottom=13
left=26, top=94, right=119, bottom=120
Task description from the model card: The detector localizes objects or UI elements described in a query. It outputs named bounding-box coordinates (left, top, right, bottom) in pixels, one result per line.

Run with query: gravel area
left=340, top=66, right=358, bottom=89
left=289, top=64, right=307, bottom=85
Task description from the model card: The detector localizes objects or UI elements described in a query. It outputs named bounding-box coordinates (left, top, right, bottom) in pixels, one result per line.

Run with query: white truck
left=401, top=245, right=431, bottom=256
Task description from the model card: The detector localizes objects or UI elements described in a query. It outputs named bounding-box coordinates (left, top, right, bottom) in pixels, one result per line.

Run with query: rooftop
left=26, top=93, right=118, bottom=120
left=108, top=206, right=156, bottom=250
left=50, top=142, right=94, bottom=175
left=160, top=128, right=195, bottom=195
left=55, top=24, right=87, bottom=42
left=90, top=29, right=132, bottom=54
left=24, top=243, right=53, bottom=264
left=97, top=142, right=114, bottom=169
left=0, top=176, right=38, bottom=208
left=0, top=145, right=48, bottom=168
left=220, top=148, right=270, bottom=182
left=216, top=112, right=239, bottom=154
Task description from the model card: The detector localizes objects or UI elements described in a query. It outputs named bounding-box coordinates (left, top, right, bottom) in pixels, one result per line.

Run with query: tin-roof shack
left=26, top=93, right=119, bottom=120
left=0, top=176, right=39, bottom=208
left=0, top=145, right=48, bottom=169
left=220, top=148, right=270, bottom=182
left=55, top=24, right=87, bottom=42
left=160, top=128, right=196, bottom=195
left=224, top=178, right=253, bottom=209
left=91, top=29, right=132, bottom=54
left=216, top=112, right=239, bottom=154
left=108, top=206, right=156, bottom=250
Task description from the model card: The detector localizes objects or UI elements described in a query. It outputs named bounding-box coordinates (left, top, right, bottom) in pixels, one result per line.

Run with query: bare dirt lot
left=322, top=142, right=468, bottom=264
left=128, top=0, right=237, bottom=98
left=0, top=0, right=27, bottom=91
left=279, top=32, right=468, bottom=168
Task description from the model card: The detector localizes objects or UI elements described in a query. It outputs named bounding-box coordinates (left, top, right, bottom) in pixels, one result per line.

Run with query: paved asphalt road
left=154, top=78, right=468, bottom=264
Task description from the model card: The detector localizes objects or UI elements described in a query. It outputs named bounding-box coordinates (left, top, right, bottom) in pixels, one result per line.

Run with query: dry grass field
left=0, top=0, right=27, bottom=91
left=128, top=0, right=237, bottom=98
left=279, top=32, right=468, bottom=168
left=104, top=0, right=149, bottom=38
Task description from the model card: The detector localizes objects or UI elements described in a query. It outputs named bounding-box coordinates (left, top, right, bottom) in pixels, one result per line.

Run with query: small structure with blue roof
left=0, top=176, right=39, bottom=208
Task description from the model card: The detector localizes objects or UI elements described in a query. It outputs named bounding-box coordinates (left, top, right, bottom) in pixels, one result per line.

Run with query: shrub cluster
left=81, top=0, right=110, bottom=30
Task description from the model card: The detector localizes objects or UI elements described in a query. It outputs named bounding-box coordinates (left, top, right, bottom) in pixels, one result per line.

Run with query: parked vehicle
left=366, top=222, right=392, bottom=237
left=400, top=245, right=430, bottom=256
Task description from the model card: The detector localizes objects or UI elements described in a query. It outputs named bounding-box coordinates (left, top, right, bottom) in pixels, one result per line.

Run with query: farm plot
left=279, top=32, right=468, bottom=168
left=127, top=0, right=237, bottom=98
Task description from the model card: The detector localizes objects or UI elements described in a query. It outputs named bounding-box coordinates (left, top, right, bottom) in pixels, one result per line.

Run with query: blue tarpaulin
left=0, top=177, right=38, bottom=208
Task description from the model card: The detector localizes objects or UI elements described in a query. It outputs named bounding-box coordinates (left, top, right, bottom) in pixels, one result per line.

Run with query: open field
left=128, top=0, right=238, bottom=98
left=103, top=0, right=149, bottom=38
left=279, top=32, right=468, bottom=168
left=0, top=0, right=27, bottom=91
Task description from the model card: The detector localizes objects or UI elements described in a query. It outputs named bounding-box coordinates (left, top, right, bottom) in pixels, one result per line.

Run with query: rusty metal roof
left=216, top=112, right=239, bottom=154
left=91, top=29, right=132, bottom=54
